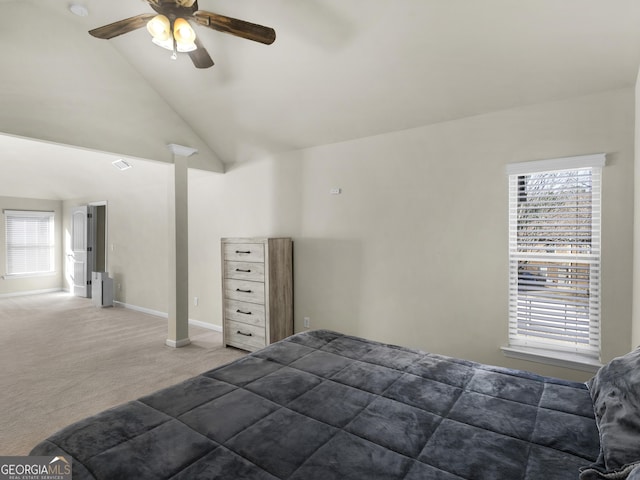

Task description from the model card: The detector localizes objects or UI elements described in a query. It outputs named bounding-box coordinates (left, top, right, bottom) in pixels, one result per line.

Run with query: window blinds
left=507, top=155, right=604, bottom=357
left=4, top=210, right=55, bottom=276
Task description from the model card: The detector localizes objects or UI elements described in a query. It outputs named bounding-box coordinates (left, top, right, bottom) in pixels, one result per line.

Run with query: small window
left=506, top=155, right=604, bottom=361
left=4, top=210, right=55, bottom=276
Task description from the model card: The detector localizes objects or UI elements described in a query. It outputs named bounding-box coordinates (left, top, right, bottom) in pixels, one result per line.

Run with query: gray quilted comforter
left=30, top=330, right=602, bottom=479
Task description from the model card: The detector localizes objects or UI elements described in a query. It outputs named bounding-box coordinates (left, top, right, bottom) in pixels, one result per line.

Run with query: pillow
left=580, top=348, right=640, bottom=479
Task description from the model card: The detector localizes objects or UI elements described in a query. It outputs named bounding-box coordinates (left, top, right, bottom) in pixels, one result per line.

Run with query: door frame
left=88, top=201, right=108, bottom=275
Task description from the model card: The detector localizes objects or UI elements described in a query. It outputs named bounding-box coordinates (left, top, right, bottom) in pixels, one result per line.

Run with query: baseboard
left=165, top=338, right=191, bottom=348
left=189, top=318, right=222, bottom=332
left=114, top=301, right=222, bottom=332
left=114, top=301, right=168, bottom=318
left=0, top=288, right=63, bottom=299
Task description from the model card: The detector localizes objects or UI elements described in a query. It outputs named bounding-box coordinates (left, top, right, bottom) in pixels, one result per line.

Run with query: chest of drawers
left=221, top=237, right=293, bottom=352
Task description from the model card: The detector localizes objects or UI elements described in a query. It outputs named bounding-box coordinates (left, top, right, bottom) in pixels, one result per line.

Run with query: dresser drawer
left=225, top=320, right=266, bottom=351
left=224, top=299, right=265, bottom=327
left=224, top=279, right=264, bottom=304
left=223, top=243, right=264, bottom=263
left=224, top=261, right=265, bottom=282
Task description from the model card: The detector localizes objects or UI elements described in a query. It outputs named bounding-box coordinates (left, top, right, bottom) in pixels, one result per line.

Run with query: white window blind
left=507, top=154, right=604, bottom=359
left=4, top=210, right=55, bottom=276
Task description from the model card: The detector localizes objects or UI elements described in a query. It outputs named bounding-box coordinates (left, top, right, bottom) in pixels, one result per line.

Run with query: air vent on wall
left=112, top=159, right=132, bottom=171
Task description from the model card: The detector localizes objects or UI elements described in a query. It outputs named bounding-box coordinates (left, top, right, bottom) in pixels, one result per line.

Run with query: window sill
left=501, top=345, right=602, bottom=374
left=2, top=272, right=57, bottom=280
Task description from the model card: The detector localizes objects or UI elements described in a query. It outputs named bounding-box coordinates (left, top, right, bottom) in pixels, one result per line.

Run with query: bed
left=30, top=330, right=640, bottom=479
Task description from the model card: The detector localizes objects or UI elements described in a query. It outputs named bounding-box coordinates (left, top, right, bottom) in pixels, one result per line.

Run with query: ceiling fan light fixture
left=173, top=18, right=197, bottom=51
left=146, top=14, right=171, bottom=42
left=152, top=36, right=174, bottom=51
left=176, top=43, right=197, bottom=53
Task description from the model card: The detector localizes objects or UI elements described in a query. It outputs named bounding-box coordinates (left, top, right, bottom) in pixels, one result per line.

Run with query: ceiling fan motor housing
left=149, top=0, right=199, bottom=19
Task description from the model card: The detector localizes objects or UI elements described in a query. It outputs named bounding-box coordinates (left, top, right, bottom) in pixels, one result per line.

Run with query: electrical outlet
left=194, top=297, right=199, bottom=306
left=303, top=317, right=310, bottom=329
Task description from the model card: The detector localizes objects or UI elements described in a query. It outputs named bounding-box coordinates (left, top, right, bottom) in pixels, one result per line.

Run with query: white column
left=166, top=144, right=197, bottom=348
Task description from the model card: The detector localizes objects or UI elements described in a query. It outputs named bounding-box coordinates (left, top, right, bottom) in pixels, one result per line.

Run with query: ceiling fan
left=88, top=0, right=276, bottom=68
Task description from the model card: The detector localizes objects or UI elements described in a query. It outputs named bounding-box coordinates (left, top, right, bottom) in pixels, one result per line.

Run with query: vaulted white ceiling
left=2, top=0, right=640, bottom=199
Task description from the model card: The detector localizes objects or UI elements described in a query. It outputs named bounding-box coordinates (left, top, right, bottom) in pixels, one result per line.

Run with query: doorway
left=70, top=202, right=108, bottom=298
left=88, top=202, right=107, bottom=275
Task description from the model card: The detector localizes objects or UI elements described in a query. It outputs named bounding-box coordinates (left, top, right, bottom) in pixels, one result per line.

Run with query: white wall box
left=221, top=237, right=293, bottom=352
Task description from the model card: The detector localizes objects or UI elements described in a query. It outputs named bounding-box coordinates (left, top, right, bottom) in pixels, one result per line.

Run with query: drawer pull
left=236, top=309, right=252, bottom=315
left=237, top=330, right=253, bottom=337
left=236, top=268, right=251, bottom=273
left=235, top=250, right=251, bottom=254
left=236, top=288, right=253, bottom=293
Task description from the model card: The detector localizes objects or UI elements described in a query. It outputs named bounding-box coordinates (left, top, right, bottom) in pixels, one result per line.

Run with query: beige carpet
left=0, top=292, right=246, bottom=456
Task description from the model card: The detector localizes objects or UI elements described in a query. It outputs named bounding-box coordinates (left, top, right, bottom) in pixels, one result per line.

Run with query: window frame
left=4, top=209, right=56, bottom=278
left=502, top=154, right=605, bottom=372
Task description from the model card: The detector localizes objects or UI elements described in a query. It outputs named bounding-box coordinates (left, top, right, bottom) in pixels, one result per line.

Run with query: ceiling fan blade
left=192, top=11, right=276, bottom=45
left=189, top=38, right=214, bottom=69
left=89, top=13, right=156, bottom=39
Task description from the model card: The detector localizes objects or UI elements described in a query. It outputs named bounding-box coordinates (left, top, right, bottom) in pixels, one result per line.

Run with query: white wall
left=0, top=196, right=63, bottom=296
left=62, top=165, right=171, bottom=312
left=190, top=88, right=634, bottom=382
left=50, top=87, right=632, bottom=382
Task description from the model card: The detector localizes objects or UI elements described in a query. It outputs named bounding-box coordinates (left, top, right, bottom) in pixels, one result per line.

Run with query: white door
left=70, top=206, right=89, bottom=297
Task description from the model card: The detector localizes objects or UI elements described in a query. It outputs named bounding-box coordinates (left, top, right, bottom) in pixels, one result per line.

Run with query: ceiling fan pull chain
left=171, top=37, right=177, bottom=60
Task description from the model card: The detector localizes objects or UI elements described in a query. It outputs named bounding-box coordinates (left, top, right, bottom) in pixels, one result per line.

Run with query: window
left=505, top=154, right=605, bottom=365
left=4, top=210, right=55, bottom=276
